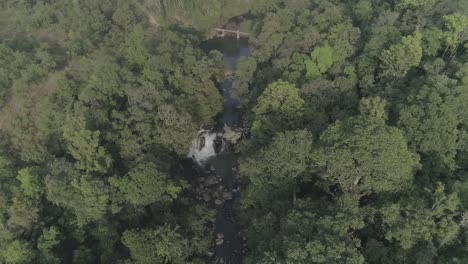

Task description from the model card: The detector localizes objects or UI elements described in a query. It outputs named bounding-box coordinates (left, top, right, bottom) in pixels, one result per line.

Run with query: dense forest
left=0, top=0, right=467, bottom=263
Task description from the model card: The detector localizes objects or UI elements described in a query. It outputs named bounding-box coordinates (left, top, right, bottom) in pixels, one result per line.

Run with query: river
left=195, top=36, right=251, bottom=264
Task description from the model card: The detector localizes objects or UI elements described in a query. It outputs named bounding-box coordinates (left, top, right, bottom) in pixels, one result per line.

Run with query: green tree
left=37, top=226, right=61, bottom=264
left=7, top=195, right=40, bottom=232
left=399, top=0, right=436, bottom=9
left=252, top=81, right=305, bottom=138
left=63, top=114, right=113, bottom=174
left=112, top=1, right=138, bottom=30
left=16, top=168, right=43, bottom=198
left=443, top=13, right=468, bottom=49
left=109, top=162, right=182, bottom=207
left=70, top=175, right=111, bottom=225
left=232, top=57, right=257, bottom=101
left=380, top=32, right=423, bottom=78
left=0, top=239, right=35, bottom=264
left=122, top=225, right=190, bottom=264
left=398, top=74, right=467, bottom=171
left=124, top=25, right=148, bottom=67
left=381, top=184, right=460, bottom=250
left=315, top=98, right=419, bottom=194
left=45, top=160, right=110, bottom=225
left=310, top=45, right=335, bottom=73
left=240, top=130, right=313, bottom=206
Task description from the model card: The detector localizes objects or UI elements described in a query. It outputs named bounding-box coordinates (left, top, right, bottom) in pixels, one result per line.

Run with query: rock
left=214, top=199, right=223, bottom=205
left=197, top=177, right=205, bottom=183
left=217, top=233, right=224, bottom=239
left=222, top=191, right=233, bottom=200
left=205, top=176, right=217, bottom=186
left=198, top=136, right=206, bottom=151
left=203, top=193, right=211, bottom=202
left=223, top=124, right=243, bottom=144
left=219, top=257, right=224, bottom=264
left=216, top=238, right=224, bottom=245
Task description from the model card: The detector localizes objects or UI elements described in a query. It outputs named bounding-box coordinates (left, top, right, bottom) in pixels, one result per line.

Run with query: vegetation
left=0, top=0, right=467, bottom=263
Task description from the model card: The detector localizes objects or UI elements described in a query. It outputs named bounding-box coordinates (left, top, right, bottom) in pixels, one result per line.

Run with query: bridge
left=214, top=28, right=249, bottom=39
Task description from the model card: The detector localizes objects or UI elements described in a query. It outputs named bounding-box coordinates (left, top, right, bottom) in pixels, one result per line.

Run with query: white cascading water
left=188, top=130, right=218, bottom=164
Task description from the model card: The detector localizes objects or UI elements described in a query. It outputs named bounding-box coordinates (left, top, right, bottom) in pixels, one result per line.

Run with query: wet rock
left=217, top=233, right=224, bottom=239
left=216, top=238, right=224, bottom=245
left=222, top=191, right=233, bottom=200
left=198, top=136, right=206, bottom=151
left=205, top=176, right=217, bottom=186
left=223, top=125, right=243, bottom=144
left=203, top=193, right=211, bottom=202
left=214, top=199, right=223, bottom=205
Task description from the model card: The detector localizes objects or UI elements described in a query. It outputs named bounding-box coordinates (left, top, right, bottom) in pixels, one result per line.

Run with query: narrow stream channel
left=200, top=36, right=251, bottom=264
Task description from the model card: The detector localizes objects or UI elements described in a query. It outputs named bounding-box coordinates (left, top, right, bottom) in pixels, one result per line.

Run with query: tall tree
left=315, top=97, right=419, bottom=195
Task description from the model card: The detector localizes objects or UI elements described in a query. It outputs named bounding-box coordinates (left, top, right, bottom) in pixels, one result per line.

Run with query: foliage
left=380, top=32, right=423, bottom=78
left=315, top=98, right=420, bottom=194
left=109, top=162, right=182, bottom=207
left=252, top=81, right=305, bottom=138
left=0, top=0, right=467, bottom=263
left=122, top=225, right=190, bottom=264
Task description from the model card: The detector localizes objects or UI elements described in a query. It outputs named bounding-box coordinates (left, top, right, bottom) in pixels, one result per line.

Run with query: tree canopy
left=0, top=0, right=467, bottom=263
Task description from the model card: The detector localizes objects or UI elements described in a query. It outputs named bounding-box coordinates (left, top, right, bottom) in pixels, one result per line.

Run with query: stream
left=188, top=36, right=251, bottom=264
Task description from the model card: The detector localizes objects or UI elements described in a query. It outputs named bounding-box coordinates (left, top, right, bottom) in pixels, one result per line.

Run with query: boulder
left=223, top=125, right=243, bottom=144
left=205, top=176, right=218, bottom=186
left=215, top=199, right=223, bottom=205
left=197, top=177, right=205, bottom=183
left=203, top=193, right=211, bottom=202
left=222, top=191, right=233, bottom=200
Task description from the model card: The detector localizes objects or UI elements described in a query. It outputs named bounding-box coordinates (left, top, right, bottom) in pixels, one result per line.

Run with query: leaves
left=380, top=32, right=423, bottom=78
left=252, top=81, right=305, bottom=138
left=315, top=98, right=419, bottom=194
left=110, top=162, right=182, bottom=207
left=122, top=225, right=190, bottom=264
left=63, top=114, right=113, bottom=174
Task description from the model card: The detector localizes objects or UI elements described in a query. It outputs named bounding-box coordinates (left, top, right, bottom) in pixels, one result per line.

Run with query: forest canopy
left=0, top=0, right=467, bottom=263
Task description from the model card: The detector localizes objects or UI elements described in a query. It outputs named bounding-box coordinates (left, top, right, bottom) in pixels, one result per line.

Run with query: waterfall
left=188, top=130, right=219, bottom=164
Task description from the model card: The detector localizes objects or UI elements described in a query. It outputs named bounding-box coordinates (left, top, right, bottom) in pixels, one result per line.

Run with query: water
left=188, top=130, right=218, bottom=164
left=192, top=36, right=251, bottom=264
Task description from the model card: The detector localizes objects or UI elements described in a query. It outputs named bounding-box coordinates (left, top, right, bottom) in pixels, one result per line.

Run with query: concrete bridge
left=214, top=28, right=249, bottom=39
